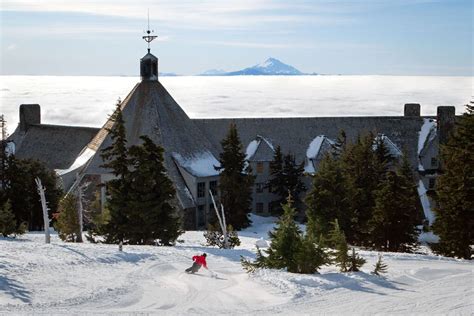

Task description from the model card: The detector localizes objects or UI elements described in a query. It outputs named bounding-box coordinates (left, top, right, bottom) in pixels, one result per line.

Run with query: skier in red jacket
left=185, top=253, right=208, bottom=274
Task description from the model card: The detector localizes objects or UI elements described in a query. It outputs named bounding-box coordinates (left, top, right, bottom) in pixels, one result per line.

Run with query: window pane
left=197, top=182, right=206, bottom=198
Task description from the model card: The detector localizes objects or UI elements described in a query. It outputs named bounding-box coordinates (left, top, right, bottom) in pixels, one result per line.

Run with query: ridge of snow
left=55, top=147, right=96, bottom=176
left=257, top=135, right=275, bottom=152
left=245, top=139, right=260, bottom=160
left=418, top=118, right=437, bottom=155
left=374, top=134, right=402, bottom=157
left=173, top=151, right=220, bottom=177
left=306, top=135, right=325, bottom=159
left=417, top=180, right=435, bottom=225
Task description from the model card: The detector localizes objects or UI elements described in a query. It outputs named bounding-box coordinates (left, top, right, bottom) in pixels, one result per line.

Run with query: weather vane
left=142, top=9, right=157, bottom=53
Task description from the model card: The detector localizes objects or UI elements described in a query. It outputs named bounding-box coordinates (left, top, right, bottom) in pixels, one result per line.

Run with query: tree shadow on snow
left=0, top=275, right=31, bottom=303
left=319, top=272, right=407, bottom=295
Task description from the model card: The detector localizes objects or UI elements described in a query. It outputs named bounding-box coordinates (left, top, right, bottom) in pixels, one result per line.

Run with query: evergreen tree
left=373, top=135, right=394, bottom=179
left=55, top=195, right=81, bottom=242
left=204, top=223, right=240, bottom=249
left=216, top=123, right=255, bottom=229
left=294, top=233, right=329, bottom=274
left=432, top=103, right=474, bottom=259
left=265, top=196, right=302, bottom=272
left=0, top=200, right=26, bottom=237
left=241, top=195, right=329, bottom=274
left=282, top=153, right=306, bottom=210
left=2, top=155, right=62, bottom=231
left=347, top=248, right=366, bottom=272
left=126, top=136, right=182, bottom=245
left=370, top=167, right=419, bottom=252
left=331, top=129, right=347, bottom=158
left=267, top=148, right=306, bottom=216
left=305, top=153, right=352, bottom=239
left=329, top=219, right=350, bottom=272
left=372, top=254, right=388, bottom=275
left=267, top=145, right=284, bottom=215
left=341, top=132, right=379, bottom=245
left=99, top=100, right=130, bottom=244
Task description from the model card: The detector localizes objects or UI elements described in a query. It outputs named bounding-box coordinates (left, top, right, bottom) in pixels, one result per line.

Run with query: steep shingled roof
left=81, top=80, right=220, bottom=209
left=8, top=124, right=99, bottom=170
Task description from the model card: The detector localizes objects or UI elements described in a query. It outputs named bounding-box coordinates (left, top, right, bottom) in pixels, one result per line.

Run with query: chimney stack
left=19, top=104, right=41, bottom=132
left=437, top=106, right=455, bottom=145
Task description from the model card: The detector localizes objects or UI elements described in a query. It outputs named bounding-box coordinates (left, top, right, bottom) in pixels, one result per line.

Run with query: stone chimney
left=404, top=103, right=420, bottom=116
left=437, top=106, right=455, bottom=145
left=19, top=104, right=40, bottom=132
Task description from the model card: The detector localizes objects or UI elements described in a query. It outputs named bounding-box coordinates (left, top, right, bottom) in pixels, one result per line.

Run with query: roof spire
left=142, top=9, right=157, bottom=53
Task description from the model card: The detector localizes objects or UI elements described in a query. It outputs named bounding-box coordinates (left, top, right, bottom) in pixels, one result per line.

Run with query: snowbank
left=173, top=151, right=220, bottom=177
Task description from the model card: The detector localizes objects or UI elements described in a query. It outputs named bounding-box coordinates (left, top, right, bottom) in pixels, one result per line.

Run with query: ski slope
left=1, top=216, right=473, bottom=315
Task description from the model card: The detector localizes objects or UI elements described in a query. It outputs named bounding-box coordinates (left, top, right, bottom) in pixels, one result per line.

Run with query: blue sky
left=0, top=0, right=472, bottom=76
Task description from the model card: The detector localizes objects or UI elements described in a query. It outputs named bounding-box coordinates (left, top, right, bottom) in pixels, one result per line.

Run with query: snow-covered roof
left=418, top=118, right=437, bottom=155
left=304, top=135, right=335, bottom=174
left=245, top=135, right=275, bottom=161
left=56, top=147, right=96, bottom=176
left=173, top=151, right=220, bottom=177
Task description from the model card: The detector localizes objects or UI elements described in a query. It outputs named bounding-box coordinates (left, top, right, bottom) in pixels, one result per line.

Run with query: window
left=197, top=182, right=206, bottom=198
left=197, top=205, right=206, bottom=227
left=256, top=203, right=264, bottom=213
left=429, top=178, right=436, bottom=189
left=256, top=162, right=264, bottom=173
left=256, top=183, right=265, bottom=193
left=209, top=180, right=218, bottom=196
left=431, top=157, right=438, bottom=167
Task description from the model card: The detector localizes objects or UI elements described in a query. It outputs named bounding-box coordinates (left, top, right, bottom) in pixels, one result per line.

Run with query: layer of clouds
left=1, top=75, right=471, bottom=136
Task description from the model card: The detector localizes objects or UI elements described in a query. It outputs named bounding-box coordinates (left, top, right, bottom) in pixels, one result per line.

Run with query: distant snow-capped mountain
left=199, top=58, right=307, bottom=76
left=226, top=58, right=303, bottom=76
left=200, top=69, right=227, bottom=76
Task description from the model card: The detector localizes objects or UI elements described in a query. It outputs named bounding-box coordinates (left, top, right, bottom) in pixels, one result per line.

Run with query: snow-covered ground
left=1, top=215, right=473, bottom=315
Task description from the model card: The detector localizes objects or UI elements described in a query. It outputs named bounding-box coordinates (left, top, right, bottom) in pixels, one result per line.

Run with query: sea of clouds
left=1, top=75, right=472, bottom=135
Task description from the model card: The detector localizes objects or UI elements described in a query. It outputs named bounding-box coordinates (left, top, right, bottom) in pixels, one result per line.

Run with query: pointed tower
left=74, top=18, right=221, bottom=229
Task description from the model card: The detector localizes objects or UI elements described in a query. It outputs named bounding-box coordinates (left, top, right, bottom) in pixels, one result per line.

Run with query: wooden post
left=35, top=177, right=50, bottom=244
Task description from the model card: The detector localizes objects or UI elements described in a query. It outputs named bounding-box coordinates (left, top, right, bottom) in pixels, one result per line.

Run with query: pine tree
left=265, top=195, right=302, bottom=272
left=216, top=123, right=255, bottom=229
left=341, top=132, right=379, bottom=245
left=282, top=153, right=306, bottom=210
left=0, top=200, right=26, bottom=237
left=100, top=100, right=130, bottom=244
left=347, top=248, right=366, bottom=272
left=294, top=233, right=328, bottom=274
left=372, top=254, right=388, bottom=276
left=329, top=219, right=350, bottom=272
left=267, top=145, right=284, bottom=215
left=267, top=148, right=306, bottom=215
left=305, top=153, right=352, bottom=239
left=126, top=136, right=183, bottom=245
left=240, top=247, right=268, bottom=273
left=55, top=194, right=81, bottom=242
left=373, top=135, right=394, bottom=179
left=432, top=103, right=474, bottom=259
left=331, top=129, right=347, bottom=158
left=369, top=168, right=419, bottom=252
left=2, top=155, right=62, bottom=231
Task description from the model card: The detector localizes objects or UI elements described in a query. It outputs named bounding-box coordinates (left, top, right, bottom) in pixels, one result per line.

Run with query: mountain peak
left=199, top=57, right=307, bottom=76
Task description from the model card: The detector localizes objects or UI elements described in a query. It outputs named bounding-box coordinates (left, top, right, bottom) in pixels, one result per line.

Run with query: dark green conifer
left=55, top=194, right=81, bottom=242
left=347, top=248, right=366, bottom=272
left=216, top=123, right=255, bottom=229
left=100, top=100, right=130, bottom=244
left=372, top=254, right=388, bottom=276
left=305, top=153, right=352, bottom=239
left=265, top=195, right=302, bottom=272
left=0, top=200, right=26, bottom=237
left=125, top=136, right=182, bottom=245
left=432, top=103, right=474, bottom=259
left=329, top=219, right=350, bottom=272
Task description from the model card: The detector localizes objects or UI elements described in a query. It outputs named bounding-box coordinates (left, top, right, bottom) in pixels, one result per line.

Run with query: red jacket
left=192, top=255, right=207, bottom=268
